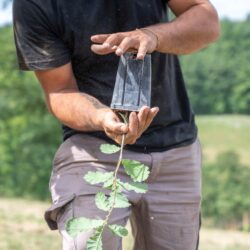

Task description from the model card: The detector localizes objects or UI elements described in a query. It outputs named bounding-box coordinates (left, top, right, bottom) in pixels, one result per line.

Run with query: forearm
left=47, top=90, right=108, bottom=131
left=148, top=3, right=220, bottom=54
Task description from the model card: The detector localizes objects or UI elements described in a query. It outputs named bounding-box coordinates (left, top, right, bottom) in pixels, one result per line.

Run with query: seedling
left=66, top=53, right=152, bottom=249
left=66, top=113, right=150, bottom=249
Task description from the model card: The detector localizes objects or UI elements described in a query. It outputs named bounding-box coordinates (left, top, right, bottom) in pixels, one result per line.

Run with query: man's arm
left=91, top=0, right=220, bottom=58
left=35, top=63, right=159, bottom=145
left=35, top=63, right=107, bottom=131
left=148, top=0, right=220, bottom=54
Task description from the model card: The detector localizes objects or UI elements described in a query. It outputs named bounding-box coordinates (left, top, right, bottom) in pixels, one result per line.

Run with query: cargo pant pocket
left=45, top=194, right=76, bottom=230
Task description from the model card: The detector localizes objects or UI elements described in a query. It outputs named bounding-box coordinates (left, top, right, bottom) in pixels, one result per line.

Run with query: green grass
left=1, top=198, right=250, bottom=250
left=0, top=198, right=61, bottom=250
left=196, top=115, right=250, bottom=166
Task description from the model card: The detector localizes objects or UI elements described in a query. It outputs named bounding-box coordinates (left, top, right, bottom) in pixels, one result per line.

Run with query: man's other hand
left=90, top=29, right=158, bottom=60
left=99, top=106, right=159, bottom=145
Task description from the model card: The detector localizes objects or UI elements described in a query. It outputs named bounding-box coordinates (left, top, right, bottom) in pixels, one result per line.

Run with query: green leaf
left=110, top=192, right=131, bottom=208
left=100, top=144, right=120, bottom=154
left=84, top=171, right=114, bottom=185
left=86, top=226, right=103, bottom=250
left=108, top=224, right=128, bottom=237
left=117, top=180, right=148, bottom=194
left=66, top=217, right=104, bottom=238
left=95, top=192, right=111, bottom=211
left=122, top=159, right=150, bottom=182
left=103, top=177, right=114, bottom=189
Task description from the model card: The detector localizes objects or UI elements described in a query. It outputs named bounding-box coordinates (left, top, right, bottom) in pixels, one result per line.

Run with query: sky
left=0, top=0, right=250, bottom=25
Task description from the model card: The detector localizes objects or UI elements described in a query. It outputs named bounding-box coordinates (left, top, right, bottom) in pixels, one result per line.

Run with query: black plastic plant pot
left=111, top=52, right=152, bottom=112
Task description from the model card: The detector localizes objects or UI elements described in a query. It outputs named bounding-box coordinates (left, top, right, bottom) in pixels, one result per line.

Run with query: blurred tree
left=181, top=18, right=250, bottom=114
left=0, top=26, right=61, bottom=200
left=203, top=151, right=250, bottom=231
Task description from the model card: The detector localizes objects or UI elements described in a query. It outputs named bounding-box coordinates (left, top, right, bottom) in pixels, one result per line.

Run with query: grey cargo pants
left=45, top=134, right=202, bottom=250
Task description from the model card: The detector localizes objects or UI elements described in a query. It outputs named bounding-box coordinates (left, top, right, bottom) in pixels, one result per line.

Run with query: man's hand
left=91, top=28, right=158, bottom=60
left=91, top=0, right=220, bottom=56
left=99, top=106, right=159, bottom=145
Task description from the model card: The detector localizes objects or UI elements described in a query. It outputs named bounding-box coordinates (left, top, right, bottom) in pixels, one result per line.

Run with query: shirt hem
left=18, top=55, right=71, bottom=71
left=63, top=129, right=198, bottom=154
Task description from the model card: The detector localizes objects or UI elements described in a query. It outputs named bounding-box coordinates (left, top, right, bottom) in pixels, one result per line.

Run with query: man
left=13, top=0, right=220, bottom=249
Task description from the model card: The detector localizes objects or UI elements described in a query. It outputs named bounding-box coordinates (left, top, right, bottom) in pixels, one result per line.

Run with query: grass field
left=196, top=115, right=250, bottom=166
left=1, top=198, right=250, bottom=250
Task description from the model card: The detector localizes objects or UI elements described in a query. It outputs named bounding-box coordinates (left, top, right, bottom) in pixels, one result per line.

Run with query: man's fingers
left=91, top=28, right=158, bottom=57
left=91, top=43, right=115, bottom=55
left=116, top=37, right=138, bottom=56
left=91, top=34, right=124, bottom=55
left=105, top=121, right=128, bottom=135
left=103, top=112, right=128, bottom=134
left=137, top=41, right=148, bottom=60
left=91, top=34, right=110, bottom=43
left=104, top=107, right=158, bottom=145
left=143, top=107, right=159, bottom=131
left=137, top=106, right=150, bottom=133
left=104, top=33, right=123, bottom=48
left=101, top=110, right=129, bottom=145
left=125, top=112, right=139, bottom=144
left=91, top=33, right=124, bottom=55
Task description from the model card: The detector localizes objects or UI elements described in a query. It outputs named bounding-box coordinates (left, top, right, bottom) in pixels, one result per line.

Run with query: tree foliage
left=181, top=18, right=250, bottom=114
left=0, top=26, right=61, bottom=199
left=203, top=151, right=250, bottom=230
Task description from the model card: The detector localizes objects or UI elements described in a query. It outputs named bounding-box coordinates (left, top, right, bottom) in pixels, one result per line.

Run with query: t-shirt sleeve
left=13, top=0, right=71, bottom=71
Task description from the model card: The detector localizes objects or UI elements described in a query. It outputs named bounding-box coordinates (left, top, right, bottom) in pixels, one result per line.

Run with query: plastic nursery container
left=111, top=52, right=152, bottom=112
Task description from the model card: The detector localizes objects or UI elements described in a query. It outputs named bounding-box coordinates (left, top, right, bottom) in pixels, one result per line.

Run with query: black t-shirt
left=13, top=0, right=197, bottom=152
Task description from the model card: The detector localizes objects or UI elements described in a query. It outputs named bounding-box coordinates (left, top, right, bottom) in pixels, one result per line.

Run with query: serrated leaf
left=110, top=192, right=130, bottom=208
left=108, top=224, right=128, bottom=237
left=66, top=217, right=104, bottom=238
left=86, top=226, right=103, bottom=250
left=103, top=177, right=114, bottom=189
left=122, top=159, right=150, bottom=182
left=95, top=192, right=111, bottom=211
left=117, top=180, right=148, bottom=194
left=84, top=171, right=114, bottom=185
left=100, top=144, right=120, bottom=154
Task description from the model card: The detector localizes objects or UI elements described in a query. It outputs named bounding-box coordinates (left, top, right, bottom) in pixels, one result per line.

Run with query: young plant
left=65, top=113, right=150, bottom=250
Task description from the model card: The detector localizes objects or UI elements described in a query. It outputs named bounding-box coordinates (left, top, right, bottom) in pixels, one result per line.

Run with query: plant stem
left=101, top=112, right=128, bottom=229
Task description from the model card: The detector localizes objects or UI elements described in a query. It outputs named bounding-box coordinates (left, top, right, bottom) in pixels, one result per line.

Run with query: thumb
left=104, top=118, right=128, bottom=134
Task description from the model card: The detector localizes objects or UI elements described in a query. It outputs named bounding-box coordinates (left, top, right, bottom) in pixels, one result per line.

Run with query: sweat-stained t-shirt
left=13, top=0, right=197, bottom=153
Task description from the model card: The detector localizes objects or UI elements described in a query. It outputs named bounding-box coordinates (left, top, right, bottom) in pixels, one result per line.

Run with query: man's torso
left=14, top=0, right=197, bottom=152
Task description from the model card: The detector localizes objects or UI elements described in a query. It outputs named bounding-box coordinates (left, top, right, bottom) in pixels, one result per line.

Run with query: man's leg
left=130, top=139, right=202, bottom=250
left=45, top=133, right=152, bottom=250
left=45, top=134, right=133, bottom=250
